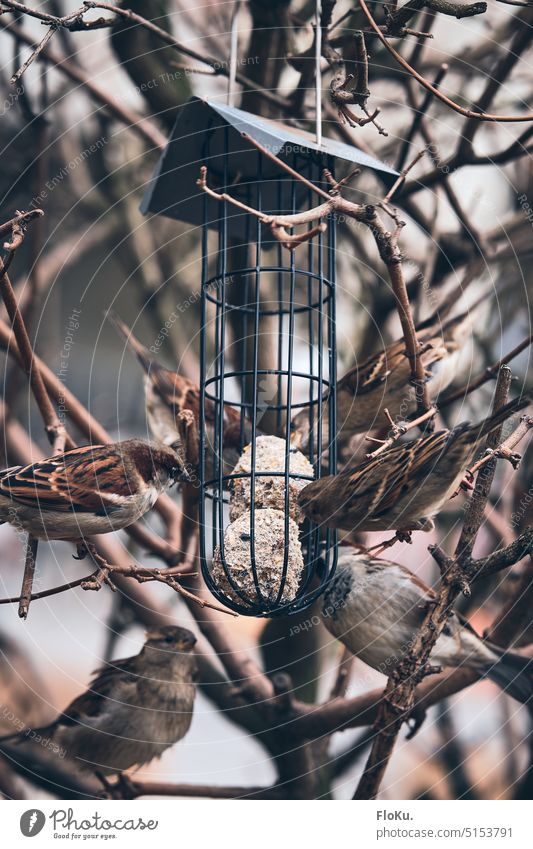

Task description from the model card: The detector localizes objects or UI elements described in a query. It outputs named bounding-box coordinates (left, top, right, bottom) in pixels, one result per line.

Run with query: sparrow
left=298, top=394, right=532, bottom=535
left=0, top=438, right=189, bottom=541
left=322, top=551, right=533, bottom=704
left=0, top=626, right=197, bottom=775
left=291, top=300, right=484, bottom=450
left=108, top=312, right=247, bottom=462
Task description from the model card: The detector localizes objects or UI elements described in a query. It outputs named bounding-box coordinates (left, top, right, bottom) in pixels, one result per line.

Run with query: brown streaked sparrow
left=108, top=312, right=247, bottom=458
left=291, top=303, right=480, bottom=450
left=322, top=551, right=533, bottom=703
left=0, top=626, right=197, bottom=775
left=0, top=438, right=189, bottom=541
left=298, top=394, right=532, bottom=535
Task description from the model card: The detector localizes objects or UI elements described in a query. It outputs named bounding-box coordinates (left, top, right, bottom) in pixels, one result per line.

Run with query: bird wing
left=338, top=425, right=468, bottom=518
left=337, top=325, right=448, bottom=397
left=109, top=311, right=244, bottom=443
left=57, top=656, right=140, bottom=728
left=148, top=361, right=242, bottom=433
left=145, top=361, right=198, bottom=412
left=342, top=429, right=458, bottom=517
left=337, top=295, right=491, bottom=401
left=108, top=311, right=202, bottom=418
left=0, top=445, right=133, bottom=514
left=337, top=339, right=404, bottom=396
left=341, top=398, right=531, bottom=520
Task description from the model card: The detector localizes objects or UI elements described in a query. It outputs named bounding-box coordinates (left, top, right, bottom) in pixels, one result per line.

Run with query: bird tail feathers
left=106, top=311, right=154, bottom=374
left=465, top=393, right=532, bottom=445
left=0, top=721, right=57, bottom=746
left=485, top=649, right=533, bottom=705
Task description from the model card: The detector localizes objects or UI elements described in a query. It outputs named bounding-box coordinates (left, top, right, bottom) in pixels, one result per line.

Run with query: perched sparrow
left=108, top=312, right=246, bottom=459
left=298, top=395, right=531, bottom=535
left=0, top=439, right=189, bottom=541
left=291, top=303, right=480, bottom=450
left=322, top=551, right=533, bottom=703
left=0, top=626, right=197, bottom=775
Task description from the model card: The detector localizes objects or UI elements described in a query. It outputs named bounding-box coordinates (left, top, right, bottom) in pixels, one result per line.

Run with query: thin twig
left=11, top=24, right=56, bottom=81
left=0, top=225, right=68, bottom=453
left=17, top=535, right=38, bottom=619
left=383, top=147, right=426, bottom=203
left=365, top=406, right=437, bottom=458
left=359, top=0, right=533, bottom=122
left=396, top=63, right=448, bottom=171
left=0, top=209, right=44, bottom=238
left=0, top=0, right=288, bottom=111
left=0, top=19, right=167, bottom=150
left=102, top=779, right=279, bottom=799
left=462, top=414, right=533, bottom=484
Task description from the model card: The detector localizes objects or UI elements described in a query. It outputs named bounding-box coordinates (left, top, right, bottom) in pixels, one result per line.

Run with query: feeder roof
left=141, top=96, right=398, bottom=229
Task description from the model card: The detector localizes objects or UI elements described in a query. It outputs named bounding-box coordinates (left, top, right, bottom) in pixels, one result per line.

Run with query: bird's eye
left=165, top=634, right=175, bottom=644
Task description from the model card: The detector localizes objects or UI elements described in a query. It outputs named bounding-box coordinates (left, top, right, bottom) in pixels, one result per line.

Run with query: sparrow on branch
left=0, top=626, right=197, bottom=775
left=291, top=299, right=486, bottom=451
left=298, top=394, right=532, bottom=536
left=0, top=439, right=189, bottom=541
left=108, top=312, right=246, bottom=460
left=322, top=551, right=533, bottom=704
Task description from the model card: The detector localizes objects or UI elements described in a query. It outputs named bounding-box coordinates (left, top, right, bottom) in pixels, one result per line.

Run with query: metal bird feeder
left=142, top=96, right=397, bottom=616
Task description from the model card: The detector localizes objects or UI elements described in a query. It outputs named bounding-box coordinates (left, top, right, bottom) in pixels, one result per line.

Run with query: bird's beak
left=179, top=465, right=192, bottom=483
left=177, top=633, right=197, bottom=651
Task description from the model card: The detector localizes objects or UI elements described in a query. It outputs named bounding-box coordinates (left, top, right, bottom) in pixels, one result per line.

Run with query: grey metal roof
left=141, top=96, right=398, bottom=230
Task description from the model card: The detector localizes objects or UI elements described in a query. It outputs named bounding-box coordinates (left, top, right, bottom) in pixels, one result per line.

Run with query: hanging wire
left=228, top=0, right=242, bottom=107
left=315, top=0, right=322, bottom=146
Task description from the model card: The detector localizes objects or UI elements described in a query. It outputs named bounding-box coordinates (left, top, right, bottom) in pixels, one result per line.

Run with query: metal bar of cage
left=199, top=131, right=338, bottom=617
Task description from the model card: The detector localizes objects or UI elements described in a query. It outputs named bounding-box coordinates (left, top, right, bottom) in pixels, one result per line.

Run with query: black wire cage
left=141, top=97, right=397, bottom=616
left=199, top=150, right=337, bottom=616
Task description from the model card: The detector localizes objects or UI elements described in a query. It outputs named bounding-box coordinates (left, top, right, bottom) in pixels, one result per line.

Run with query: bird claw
left=397, top=530, right=413, bottom=544
left=81, top=576, right=102, bottom=591
left=96, top=772, right=137, bottom=800
left=73, top=542, right=89, bottom=561
left=451, top=471, right=475, bottom=497
left=96, top=771, right=113, bottom=798
left=405, top=705, right=427, bottom=739
left=115, top=773, right=137, bottom=799
left=417, top=598, right=438, bottom=612
left=494, top=447, right=522, bottom=469
left=366, top=530, right=412, bottom=556
left=81, top=568, right=116, bottom=592
left=227, top=683, right=258, bottom=704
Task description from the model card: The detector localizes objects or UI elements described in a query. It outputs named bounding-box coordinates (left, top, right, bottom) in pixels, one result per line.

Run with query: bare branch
left=359, top=0, right=533, bottom=122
